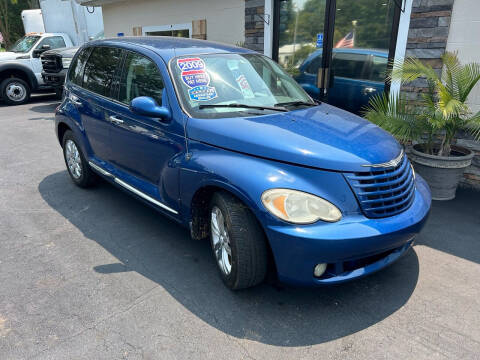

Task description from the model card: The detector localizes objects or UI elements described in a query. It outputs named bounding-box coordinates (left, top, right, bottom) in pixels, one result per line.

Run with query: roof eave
left=79, top=0, right=126, bottom=6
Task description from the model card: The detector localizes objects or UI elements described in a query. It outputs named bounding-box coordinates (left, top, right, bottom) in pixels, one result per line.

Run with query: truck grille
left=344, top=153, right=415, bottom=218
left=41, top=54, right=62, bottom=73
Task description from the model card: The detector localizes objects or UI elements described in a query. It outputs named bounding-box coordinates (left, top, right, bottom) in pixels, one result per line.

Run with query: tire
left=54, top=87, right=64, bottom=100
left=62, top=130, right=96, bottom=188
left=209, top=191, right=268, bottom=290
left=0, top=77, right=31, bottom=105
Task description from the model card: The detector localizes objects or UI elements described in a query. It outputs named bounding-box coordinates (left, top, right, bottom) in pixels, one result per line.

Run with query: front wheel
left=0, top=77, right=31, bottom=105
left=210, top=192, right=268, bottom=290
left=54, top=87, right=64, bottom=100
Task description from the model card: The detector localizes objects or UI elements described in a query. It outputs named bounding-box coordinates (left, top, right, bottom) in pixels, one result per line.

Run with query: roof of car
left=87, top=36, right=256, bottom=62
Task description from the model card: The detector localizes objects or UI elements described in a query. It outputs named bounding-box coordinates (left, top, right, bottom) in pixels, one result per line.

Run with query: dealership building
left=80, top=0, right=479, bottom=187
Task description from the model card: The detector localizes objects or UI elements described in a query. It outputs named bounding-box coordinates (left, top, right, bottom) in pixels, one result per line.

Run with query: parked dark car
left=295, top=48, right=388, bottom=114
left=55, top=37, right=430, bottom=290
left=41, top=46, right=78, bottom=98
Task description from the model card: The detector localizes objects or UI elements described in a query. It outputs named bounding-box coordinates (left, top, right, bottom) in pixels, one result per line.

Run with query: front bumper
left=42, top=69, right=67, bottom=88
left=264, top=175, right=431, bottom=286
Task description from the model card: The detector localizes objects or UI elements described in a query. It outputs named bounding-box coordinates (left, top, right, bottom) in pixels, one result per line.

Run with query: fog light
left=314, top=263, right=327, bottom=278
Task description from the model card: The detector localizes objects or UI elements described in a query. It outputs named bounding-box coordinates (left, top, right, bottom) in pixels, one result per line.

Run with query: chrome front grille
left=344, top=154, right=415, bottom=218
left=41, top=54, right=62, bottom=73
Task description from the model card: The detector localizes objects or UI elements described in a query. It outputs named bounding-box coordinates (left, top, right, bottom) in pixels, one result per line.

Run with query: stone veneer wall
left=402, top=0, right=480, bottom=189
left=402, top=0, right=454, bottom=101
left=245, top=0, right=265, bottom=53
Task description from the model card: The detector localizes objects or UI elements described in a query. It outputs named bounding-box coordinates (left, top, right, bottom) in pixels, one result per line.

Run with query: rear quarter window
left=68, top=48, right=91, bottom=86
left=331, top=52, right=369, bottom=80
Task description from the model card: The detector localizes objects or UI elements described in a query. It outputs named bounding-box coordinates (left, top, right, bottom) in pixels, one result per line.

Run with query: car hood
left=0, top=52, right=20, bottom=61
left=43, top=46, right=79, bottom=58
left=186, top=103, right=403, bottom=172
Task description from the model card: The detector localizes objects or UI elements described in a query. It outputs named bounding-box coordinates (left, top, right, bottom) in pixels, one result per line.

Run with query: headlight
left=261, top=188, right=342, bottom=224
left=62, top=57, right=73, bottom=68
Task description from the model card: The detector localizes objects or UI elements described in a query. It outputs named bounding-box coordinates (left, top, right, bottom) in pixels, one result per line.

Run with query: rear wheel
left=62, top=130, right=96, bottom=188
left=209, top=192, right=268, bottom=290
left=1, top=77, right=31, bottom=105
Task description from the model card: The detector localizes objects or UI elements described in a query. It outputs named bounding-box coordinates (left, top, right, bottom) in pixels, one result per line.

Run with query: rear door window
left=68, top=48, right=91, bottom=86
left=83, top=46, right=122, bottom=97
left=118, top=51, right=164, bottom=105
left=331, top=52, right=369, bottom=80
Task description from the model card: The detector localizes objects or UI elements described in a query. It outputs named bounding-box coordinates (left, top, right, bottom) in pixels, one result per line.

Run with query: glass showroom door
left=276, top=0, right=328, bottom=101
left=275, top=0, right=399, bottom=114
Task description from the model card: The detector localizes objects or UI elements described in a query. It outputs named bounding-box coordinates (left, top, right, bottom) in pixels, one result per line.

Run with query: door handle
left=69, top=94, right=82, bottom=106
left=363, top=87, right=376, bottom=95
left=109, top=115, right=124, bottom=125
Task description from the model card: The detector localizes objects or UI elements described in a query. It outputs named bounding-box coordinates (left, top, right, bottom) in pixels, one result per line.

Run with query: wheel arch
left=189, top=180, right=259, bottom=240
left=0, top=63, right=38, bottom=91
left=57, top=121, right=72, bottom=146
left=189, top=181, right=278, bottom=278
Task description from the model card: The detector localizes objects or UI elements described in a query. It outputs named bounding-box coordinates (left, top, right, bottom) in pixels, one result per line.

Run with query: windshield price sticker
left=177, top=58, right=206, bottom=71
left=236, top=75, right=254, bottom=99
left=178, top=57, right=217, bottom=101
left=188, top=86, right=217, bottom=102
left=181, top=69, right=211, bottom=88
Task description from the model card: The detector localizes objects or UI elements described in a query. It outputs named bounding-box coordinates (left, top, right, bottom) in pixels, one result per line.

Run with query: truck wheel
left=209, top=192, right=268, bottom=290
left=0, top=78, right=31, bottom=105
left=62, top=130, right=97, bottom=188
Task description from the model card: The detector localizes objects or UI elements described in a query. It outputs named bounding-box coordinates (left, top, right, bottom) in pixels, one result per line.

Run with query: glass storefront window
left=276, top=0, right=398, bottom=115
left=278, top=0, right=326, bottom=77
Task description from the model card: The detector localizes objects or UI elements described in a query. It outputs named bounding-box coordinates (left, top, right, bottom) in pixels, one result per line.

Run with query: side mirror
left=129, top=96, right=171, bottom=121
left=33, top=44, right=51, bottom=58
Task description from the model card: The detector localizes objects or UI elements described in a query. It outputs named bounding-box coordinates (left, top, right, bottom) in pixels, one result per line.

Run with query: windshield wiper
left=274, top=100, right=319, bottom=107
left=198, top=103, right=288, bottom=112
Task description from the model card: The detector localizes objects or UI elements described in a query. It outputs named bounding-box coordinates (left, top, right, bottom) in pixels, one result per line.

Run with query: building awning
left=78, top=0, right=126, bottom=6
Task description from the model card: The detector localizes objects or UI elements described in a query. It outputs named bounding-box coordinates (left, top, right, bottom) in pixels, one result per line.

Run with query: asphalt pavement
left=0, top=94, right=479, bottom=359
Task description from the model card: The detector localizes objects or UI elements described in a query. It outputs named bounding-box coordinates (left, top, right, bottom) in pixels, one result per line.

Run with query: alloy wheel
left=211, top=206, right=232, bottom=275
left=65, top=139, right=82, bottom=179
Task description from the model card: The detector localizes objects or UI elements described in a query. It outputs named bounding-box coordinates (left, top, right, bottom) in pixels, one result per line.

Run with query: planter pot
left=409, top=144, right=474, bottom=200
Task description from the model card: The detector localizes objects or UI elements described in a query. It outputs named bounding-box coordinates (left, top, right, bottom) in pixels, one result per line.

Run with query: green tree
left=0, top=0, right=39, bottom=48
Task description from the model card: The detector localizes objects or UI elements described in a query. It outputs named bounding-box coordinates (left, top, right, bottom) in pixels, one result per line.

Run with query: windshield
left=170, top=53, right=315, bottom=118
left=8, top=35, right=41, bottom=53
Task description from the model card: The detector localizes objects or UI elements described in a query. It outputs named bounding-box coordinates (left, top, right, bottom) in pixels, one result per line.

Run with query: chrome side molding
left=88, top=161, right=178, bottom=215
left=88, top=161, right=113, bottom=177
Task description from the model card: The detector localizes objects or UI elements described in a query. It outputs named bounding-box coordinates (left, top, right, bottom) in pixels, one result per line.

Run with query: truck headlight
left=62, top=57, right=73, bottom=68
left=261, top=189, right=342, bottom=224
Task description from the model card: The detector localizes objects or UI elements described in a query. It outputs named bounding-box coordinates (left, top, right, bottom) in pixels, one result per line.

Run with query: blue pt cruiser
left=55, top=37, right=431, bottom=290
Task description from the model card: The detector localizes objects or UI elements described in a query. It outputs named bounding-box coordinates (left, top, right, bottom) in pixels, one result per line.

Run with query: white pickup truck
left=0, top=32, right=73, bottom=105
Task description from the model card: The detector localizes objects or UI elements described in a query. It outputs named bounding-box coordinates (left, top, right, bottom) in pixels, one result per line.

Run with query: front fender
left=179, top=140, right=360, bottom=228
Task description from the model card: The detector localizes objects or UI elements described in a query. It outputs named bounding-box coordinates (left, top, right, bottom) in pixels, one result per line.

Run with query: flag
left=335, top=31, right=354, bottom=48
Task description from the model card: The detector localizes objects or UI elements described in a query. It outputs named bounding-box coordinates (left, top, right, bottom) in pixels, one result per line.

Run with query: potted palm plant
left=364, top=52, right=480, bottom=200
